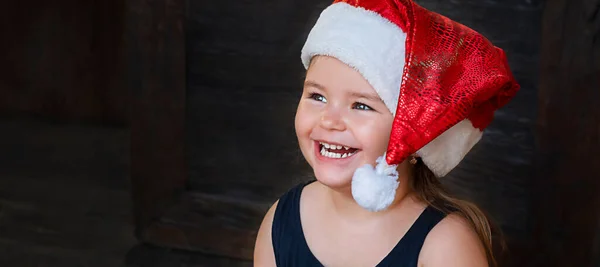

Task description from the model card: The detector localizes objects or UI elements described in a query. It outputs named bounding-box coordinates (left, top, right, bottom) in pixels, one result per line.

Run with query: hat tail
left=351, top=154, right=399, bottom=212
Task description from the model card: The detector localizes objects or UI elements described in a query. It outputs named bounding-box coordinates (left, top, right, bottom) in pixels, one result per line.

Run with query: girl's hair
left=411, top=158, right=504, bottom=267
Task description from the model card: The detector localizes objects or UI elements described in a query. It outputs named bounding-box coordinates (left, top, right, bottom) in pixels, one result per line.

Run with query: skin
left=254, top=56, right=488, bottom=267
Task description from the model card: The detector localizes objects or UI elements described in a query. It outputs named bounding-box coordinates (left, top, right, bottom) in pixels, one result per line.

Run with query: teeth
left=319, top=141, right=357, bottom=156
left=320, top=142, right=352, bottom=150
left=320, top=148, right=357, bottom=159
left=321, top=148, right=339, bottom=158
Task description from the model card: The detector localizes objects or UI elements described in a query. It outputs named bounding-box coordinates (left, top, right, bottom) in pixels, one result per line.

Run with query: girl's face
left=295, top=56, right=394, bottom=190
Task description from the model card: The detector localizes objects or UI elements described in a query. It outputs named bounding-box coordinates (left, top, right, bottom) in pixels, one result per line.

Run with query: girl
left=255, top=0, right=519, bottom=266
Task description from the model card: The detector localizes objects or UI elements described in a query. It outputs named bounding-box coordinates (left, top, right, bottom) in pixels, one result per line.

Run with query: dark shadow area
left=0, top=116, right=133, bottom=266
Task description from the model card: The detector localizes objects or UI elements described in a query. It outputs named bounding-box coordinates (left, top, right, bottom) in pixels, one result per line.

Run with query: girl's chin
left=313, top=170, right=354, bottom=190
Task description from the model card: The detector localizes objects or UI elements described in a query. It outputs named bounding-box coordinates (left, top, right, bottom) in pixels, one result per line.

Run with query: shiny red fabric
left=334, top=0, right=520, bottom=165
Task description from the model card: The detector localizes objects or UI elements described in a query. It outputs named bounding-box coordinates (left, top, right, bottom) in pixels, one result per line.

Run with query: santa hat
left=301, top=0, right=520, bottom=212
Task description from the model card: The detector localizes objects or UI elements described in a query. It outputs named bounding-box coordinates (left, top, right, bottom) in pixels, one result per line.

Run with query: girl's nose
left=320, top=107, right=346, bottom=131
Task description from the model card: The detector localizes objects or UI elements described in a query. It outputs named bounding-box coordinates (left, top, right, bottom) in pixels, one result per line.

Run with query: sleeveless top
left=272, top=181, right=446, bottom=267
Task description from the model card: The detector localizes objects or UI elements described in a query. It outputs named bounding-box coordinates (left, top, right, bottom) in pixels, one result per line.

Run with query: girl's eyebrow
left=304, top=80, right=382, bottom=102
left=349, top=91, right=382, bottom=102
left=304, top=80, right=326, bottom=90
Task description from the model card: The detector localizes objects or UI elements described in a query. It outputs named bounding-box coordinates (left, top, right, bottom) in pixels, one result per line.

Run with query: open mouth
left=318, top=141, right=359, bottom=159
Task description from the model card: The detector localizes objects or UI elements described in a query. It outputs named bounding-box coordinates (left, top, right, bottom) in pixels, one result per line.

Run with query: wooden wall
left=184, top=0, right=322, bottom=207
left=0, top=0, right=127, bottom=125
left=533, top=0, right=600, bottom=266
left=5, top=0, right=597, bottom=265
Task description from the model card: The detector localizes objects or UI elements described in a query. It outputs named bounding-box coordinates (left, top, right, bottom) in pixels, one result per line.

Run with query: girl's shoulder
left=418, top=213, right=489, bottom=267
left=254, top=198, right=278, bottom=267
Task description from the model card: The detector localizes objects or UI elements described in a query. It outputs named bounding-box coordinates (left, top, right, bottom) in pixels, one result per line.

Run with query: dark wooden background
left=1, top=0, right=599, bottom=266
left=0, top=0, right=128, bottom=126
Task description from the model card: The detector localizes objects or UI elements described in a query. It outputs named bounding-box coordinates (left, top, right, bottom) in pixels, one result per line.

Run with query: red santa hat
left=301, top=0, right=520, bottom=211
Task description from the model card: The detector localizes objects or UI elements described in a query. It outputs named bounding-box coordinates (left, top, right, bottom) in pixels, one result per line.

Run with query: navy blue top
left=272, top=181, right=446, bottom=267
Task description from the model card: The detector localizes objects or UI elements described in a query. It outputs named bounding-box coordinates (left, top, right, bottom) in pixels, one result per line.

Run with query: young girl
left=255, top=0, right=519, bottom=266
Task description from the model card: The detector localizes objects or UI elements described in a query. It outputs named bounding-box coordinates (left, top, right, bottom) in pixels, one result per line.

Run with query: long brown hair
left=411, top=158, right=504, bottom=266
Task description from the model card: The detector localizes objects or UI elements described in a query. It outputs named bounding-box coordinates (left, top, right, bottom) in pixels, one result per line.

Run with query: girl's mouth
left=317, top=141, right=359, bottom=159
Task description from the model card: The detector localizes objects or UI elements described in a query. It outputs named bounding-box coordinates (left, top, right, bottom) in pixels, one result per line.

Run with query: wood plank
left=125, top=243, right=252, bottom=267
left=0, top=0, right=127, bottom=125
left=0, top=117, right=135, bottom=267
left=143, top=191, right=267, bottom=260
left=532, top=0, right=600, bottom=266
left=125, top=0, right=187, bottom=239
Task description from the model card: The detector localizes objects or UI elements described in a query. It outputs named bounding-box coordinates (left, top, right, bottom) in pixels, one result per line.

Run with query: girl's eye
left=308, top=93, right=327, bottom=103
left=353, top=102, right=374, bottom=111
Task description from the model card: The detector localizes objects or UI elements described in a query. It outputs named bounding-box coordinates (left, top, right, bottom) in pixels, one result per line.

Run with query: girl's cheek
left=351, top=115, right=393, bottom=145
left=304, top=102, right=326, bottom=117
left=295, top=102, right=320, bottom=128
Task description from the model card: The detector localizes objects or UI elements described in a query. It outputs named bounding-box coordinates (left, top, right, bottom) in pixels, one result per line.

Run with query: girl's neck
left=320, top=179, right=416, bottom=223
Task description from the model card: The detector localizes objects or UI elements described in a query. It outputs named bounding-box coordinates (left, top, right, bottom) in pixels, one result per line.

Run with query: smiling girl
left=254, top=0, right=519, bottom=266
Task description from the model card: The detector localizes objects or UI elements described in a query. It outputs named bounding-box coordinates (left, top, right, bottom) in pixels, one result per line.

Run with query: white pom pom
left=351, top=155, right=399, bottom=212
